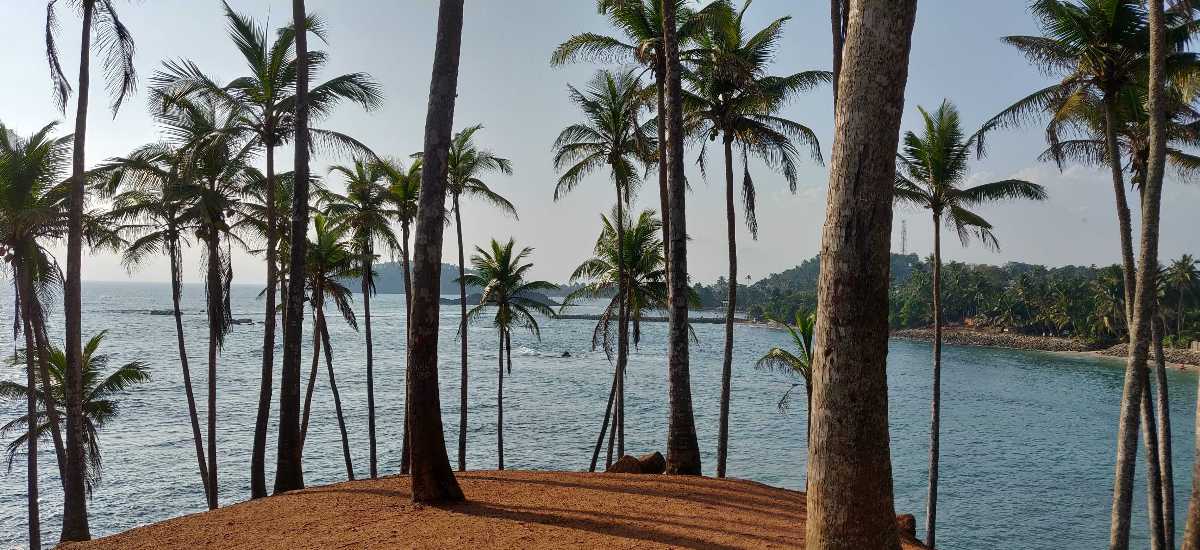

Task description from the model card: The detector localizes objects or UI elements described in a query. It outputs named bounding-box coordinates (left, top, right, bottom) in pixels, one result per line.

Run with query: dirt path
left=68, top=470, right=925, bottom=549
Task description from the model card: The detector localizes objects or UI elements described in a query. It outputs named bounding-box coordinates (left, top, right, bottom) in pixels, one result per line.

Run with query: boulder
left=896, top=514, right=917, bottom=538
left=605, top=455, right=642, bottom=474
left=637, top=451, right=666, bottom=474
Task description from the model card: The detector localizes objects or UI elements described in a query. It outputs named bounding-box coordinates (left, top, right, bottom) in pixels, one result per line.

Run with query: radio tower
left=900, top=219, right=908, bottom=255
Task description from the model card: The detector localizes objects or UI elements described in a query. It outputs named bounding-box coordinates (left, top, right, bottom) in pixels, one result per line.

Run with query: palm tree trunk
left=61, top=1, right=94, bottom=540
left=169, top=237, right=212, bottom=509
left=590, top=362, right=619, bottom=472
left=275, top=0, right=312, bottom=495
left=506, top=331, right=513, bottom=374
left=363, top=256, right=377, bottom=479
left=401, top=223, right=413, bottom=475
left=614, top=185, right=629, bottom=461
left=606, top=399, right=618, bottom=468
left=1153, top=314, right=1174, bottom=549
left=1113, top=2, right=1168, bottom=546
left=654, top=53, right=670, bottom=283
left=497, top=328, right=505, bottom=471
left=807, top=1, right=915, bottom=547
left=660, top=0, right=700, bottom=476
left=318, top=307, right=355, bottom=481
left=407, top=0, right=466, bottom=504
left=300, top=311, right=322, bottom=450
left=829, top=0, right=847, bottom=108
left=1102, top=94, right=1138, bottom=328
left=1180, top=292, right=1186, bottom=346
left=805, top=380, right=813, bottom=492
left=20, top=269, right=66, bottom=477
left=205, top=234, right=221, bottom=509
left=717, top=133, right=737, bottom=479
left=926, top=214, right=943, bottom=549
left=22, top=303, right=40, bottom=550
left=454, top=193, right=470, bottom=472
left=252, top=138, right=278, bottom=499
left=1140, top=371, right=1166, bottom=550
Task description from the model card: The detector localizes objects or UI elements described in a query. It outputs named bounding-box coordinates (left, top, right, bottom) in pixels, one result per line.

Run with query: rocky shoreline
left=891, top=327, right=1200, bottom=367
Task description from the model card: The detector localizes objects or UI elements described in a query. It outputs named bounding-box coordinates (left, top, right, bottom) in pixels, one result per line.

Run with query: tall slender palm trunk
left=318, top=306, right=355, bottom=481
left=204, top=234, right=222, bottom=509
left=407, top=0, right=466, bottom=504
left=1140, top=368, right=1166, bottom=550
left=363, top=256, right=377, bottom=478
left=455, top=194, right=469, bottom=472
left=654, top=53, right=670, bottom=284
left=1112, top=1, right=1168, bottom=547
left=661, top=0, right=700, bottom=476
left=614, top=185, right=629, bottom=460
left=807, top=1, right=915, bottom=548
left=590, top=359, right=619, bottom=471
left=275, top=0, right=312, bottom=495
left=27, top=289, right=66, bottom=477
left=21, top=300, right=40, bottom=549
left=300, top=312, right=322, bottom=449
left=1153, top=315, right=1174, bottom=550
left=251, top=139, right=279, bottom=499
left=717, top=134, right=737, bottom=478
left=497, top=328, right=505, bottom=470
left=169, top=237, right=213, bottom=508
left=401, top=224, right=413, bottom=475
left=61, top=1, right=95, bottom=540
left=926, top=214, right=943, bottom=549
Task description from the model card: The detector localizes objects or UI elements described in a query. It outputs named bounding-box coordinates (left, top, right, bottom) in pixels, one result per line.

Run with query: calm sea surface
left=0, top=281, right=1193, bottom=549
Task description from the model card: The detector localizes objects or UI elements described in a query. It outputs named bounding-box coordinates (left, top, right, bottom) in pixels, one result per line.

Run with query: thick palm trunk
left=654, top=53, right=670, bottom=283
left=363, top=257, right=377, bottom=478
left=1113, top=2, right=1167, bottom=547
left=1153, top=315, right=1174, bottom=549
left=661, top=0, right=700, bottom=475
left=22, top=304, right=40, bottom=550
left=274, top=0, right=312, bottom=495
left=169, top=238, right=212, bottom=508
left=497, top=329, right=505, bottom=471
left=454, top=194, right=469, bottom=472
left=61, top=1, right=94, bottom=540
left=614, top=185, right=629, bottom=460
left=204, top=235, right=222, bottom=509
left=252, top=140, right=279, bottom=499
left=717, top=134, right=737, bottom=478
left=807, top=1, right=915, bottom=548
left=300, top=312, right=322, bottom=449
left=926, top=216, right=943, bottom=549
left=401, top=224, right=413, bottom=475
left=318, top=307, right=355, bottom=481
left=407, top=0, right=466, bottom=503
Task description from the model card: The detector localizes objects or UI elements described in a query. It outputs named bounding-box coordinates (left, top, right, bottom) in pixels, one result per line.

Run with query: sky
left=1, top=0, right=1198, bottom=285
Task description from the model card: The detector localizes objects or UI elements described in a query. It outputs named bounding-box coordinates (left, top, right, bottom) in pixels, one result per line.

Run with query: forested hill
left=362, top=262, right=479, bottom=295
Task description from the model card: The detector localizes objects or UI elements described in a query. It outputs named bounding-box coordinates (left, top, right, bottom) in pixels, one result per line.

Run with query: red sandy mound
left=68, top=471, right=925, bottom=549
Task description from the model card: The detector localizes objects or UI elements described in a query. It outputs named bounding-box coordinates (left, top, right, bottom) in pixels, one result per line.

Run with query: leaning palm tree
left=0, top=331, right=150, bottom=495
left=297, top=215, right=358, bottom=481
left=45, top=0, right=138, bottom=538
left=686, top=1, right=827, bottom=479
left=92, top=144, right=214, bottom=509
left=445, top=125, right=515, bottom=472
left=322, top=159, right=400, bottom=479
left=152, top=2, right=382, bottom=498
left=755, top=309, right=815, bottom=438
left=461, top=238, right=556, bottom=471
left=553, top=68, right=654, bottom=459
left=377, top=156, right=421, bottom=473
left=561, top=208, right=679, bottom=471
left=895, top=100, right=1046, bottom=548
left=1166, top=254, right=1198, bottom=344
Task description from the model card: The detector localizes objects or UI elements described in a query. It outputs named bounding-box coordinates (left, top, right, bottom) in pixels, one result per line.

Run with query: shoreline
left=889, top=327, right=1200, bottom=369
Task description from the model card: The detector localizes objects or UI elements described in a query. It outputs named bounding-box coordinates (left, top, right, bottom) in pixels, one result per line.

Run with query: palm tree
left=376, top=157, right=420, bottom=473
left=323, top=159, right=400, bottom=479
left=461, top=239, right=556, bottom=470
left=297, top=215, right=358, bottom=480
left=686, top=1, right=827, bottom=479
left=407, top=0, right=466, bottom=504
left=152, top=2, right=382, bottom=499
left=45, top=0, right=137, bottom=538
left=442, top=125, right=515, bottom=472
left=0, top=331, right=150, bottom=495
left=553, top=69, right=654, bottom=459
left=807, top=0, right=916, bottom=546
left=561, top=208, right=673, bottom=470
left=755, top=310, right=815, bottom=444
left=658, top=0, right=701, bottom=477
left=92, top=144, right=214, bottom=509
left=1166, top=254, right=1198, bottom=343
left=0, top=121, right=73, bottom=548
left=895, top=100, right=1046, bottom=548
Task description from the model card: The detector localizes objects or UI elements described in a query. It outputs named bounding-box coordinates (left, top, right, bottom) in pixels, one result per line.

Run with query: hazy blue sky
left=2, top=1, right=1198, bottom=284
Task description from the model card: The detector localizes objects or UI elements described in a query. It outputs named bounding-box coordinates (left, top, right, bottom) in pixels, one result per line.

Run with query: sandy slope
left=67, top=470, right=925, bottom=549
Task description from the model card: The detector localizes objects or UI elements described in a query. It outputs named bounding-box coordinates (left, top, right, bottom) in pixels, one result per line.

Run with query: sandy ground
left=67, top=470, right=926, bottom=549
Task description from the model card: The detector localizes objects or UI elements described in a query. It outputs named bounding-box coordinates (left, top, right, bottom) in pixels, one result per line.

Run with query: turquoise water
left=0, top=281, right=1193, bottom=549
